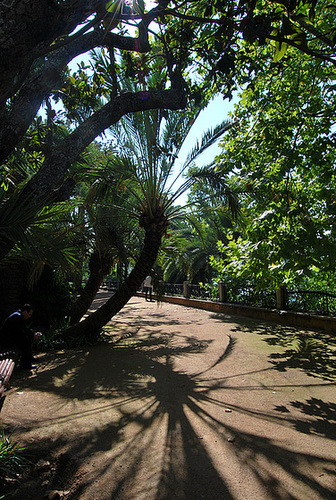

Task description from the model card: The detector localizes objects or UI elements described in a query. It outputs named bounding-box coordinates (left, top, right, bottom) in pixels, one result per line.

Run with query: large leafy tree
left=1, top=0, right=335, bottom=261
left=211, top=43, right=336, bottom=288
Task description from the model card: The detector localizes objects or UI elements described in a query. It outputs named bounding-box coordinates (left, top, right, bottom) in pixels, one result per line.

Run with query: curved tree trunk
left=68, top=249, right=114, bottom=325
left=0, top=87, right=186, bottom=264
left=63, top=227, right=162, bottom=342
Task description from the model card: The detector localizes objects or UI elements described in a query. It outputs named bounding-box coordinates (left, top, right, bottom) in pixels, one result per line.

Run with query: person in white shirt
left=143, top=275, right=153, bottom=301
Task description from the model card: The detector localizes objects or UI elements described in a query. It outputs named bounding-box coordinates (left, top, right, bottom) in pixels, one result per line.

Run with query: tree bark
left=0, top=29, right=150, bottom=162
left=63, top=226, right=162, bottom=342
left=0, top=0, right=103, bottom=104
left=68, top=248, right=114, bottom=325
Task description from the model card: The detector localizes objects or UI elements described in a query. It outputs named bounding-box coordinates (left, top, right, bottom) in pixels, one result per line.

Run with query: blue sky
left=177, top=95, right=236, bottom=165
left=172, top=94, right=237, bottom=204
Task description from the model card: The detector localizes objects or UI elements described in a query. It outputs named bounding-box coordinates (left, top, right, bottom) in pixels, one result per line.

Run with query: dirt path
left=2, top=293, right=336, bottom=499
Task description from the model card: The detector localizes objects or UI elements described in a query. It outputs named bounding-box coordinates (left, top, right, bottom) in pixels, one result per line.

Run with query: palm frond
left=189, top=166, right=241, bottom=220
left=180, top=119, right=237, bottom=175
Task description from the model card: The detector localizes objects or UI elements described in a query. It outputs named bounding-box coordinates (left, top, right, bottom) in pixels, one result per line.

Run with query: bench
left=0, top=349, right=19, bottom=410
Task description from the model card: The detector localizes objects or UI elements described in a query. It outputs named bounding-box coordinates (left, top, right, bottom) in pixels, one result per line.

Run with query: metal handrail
left=161, top=282, right=336, bottom=317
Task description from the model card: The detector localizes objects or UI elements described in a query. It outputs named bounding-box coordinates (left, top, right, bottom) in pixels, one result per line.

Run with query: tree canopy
left=1, top=2, right=335, bottom=245
left=207, top=39, right=336, bottom=288
left=1, top=0, right=336, bottom=334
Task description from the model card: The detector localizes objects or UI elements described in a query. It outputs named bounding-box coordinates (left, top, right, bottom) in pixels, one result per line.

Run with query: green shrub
left=0, top=430, right=27, bottom=481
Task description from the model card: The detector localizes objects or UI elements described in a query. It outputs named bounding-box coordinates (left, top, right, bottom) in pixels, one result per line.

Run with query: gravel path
left=2, top=293, right=336, bottom=499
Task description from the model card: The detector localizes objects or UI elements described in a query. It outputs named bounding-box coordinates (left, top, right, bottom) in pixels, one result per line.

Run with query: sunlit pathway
left=2, top=293, right=336, bottom=499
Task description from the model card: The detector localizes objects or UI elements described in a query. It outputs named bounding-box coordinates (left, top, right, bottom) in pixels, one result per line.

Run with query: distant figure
left=0, top=304, right=42, bottom=370
left=143, top=275, right=153, bottom=302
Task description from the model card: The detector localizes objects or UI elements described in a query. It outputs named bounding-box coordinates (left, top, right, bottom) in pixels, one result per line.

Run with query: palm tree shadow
left=9, top=334, right=235, bottom=499
left=210, top=313, right=336, bottom=380
left=7, top=328, right=336, bottom=500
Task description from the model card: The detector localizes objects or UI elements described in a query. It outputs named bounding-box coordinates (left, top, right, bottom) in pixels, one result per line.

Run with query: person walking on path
left=143, top=275, right=153, bottom=301
left=0, top=304, right=42, bottom=369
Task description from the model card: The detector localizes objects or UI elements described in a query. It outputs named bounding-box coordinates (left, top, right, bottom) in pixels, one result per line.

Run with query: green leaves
left=273, top=40, right=287, bottom=61
left=56, top=65, right=106, bottom=124
left=0, top=430, right=27, bottom=480
left=209, top=42, right=336, bottom=289
left=161, top=0, right=336, bottom=104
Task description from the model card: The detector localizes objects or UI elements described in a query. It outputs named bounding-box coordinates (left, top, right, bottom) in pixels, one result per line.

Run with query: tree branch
left=0, top=0, right=104, bottom=103
left=20, top=87, right=187, bottom=203
left=0, top=29, right=151, bottom=162
left=0, top=87, right=186, bottom=262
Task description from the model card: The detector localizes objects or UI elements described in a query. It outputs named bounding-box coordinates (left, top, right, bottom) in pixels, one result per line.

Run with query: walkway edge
left=137, top=293, right=336, bottom=333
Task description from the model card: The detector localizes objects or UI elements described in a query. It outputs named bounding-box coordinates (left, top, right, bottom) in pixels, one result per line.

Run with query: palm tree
left=0, top=204, right=79, bottom=321
left=63, top=99, right=238, bottom=341
left=67, top=200, right=126, bottom=325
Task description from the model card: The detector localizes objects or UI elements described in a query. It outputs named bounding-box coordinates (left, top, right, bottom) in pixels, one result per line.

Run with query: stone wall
left=137, top=292, right=336, bottom=333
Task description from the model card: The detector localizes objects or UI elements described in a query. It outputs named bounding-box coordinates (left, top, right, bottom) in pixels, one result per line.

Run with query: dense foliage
left=206, top=44, right=336, bottom=289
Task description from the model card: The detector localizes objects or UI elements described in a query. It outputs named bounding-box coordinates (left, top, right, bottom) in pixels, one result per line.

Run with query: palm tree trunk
left=63, top=228, right=162, bottom=342
left=68, top=249, right=114, bottom=325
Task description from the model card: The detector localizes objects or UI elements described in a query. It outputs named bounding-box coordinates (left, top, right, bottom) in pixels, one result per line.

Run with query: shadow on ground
left=3, top=308, right=336, bottom=499
left=208, top=312, right=336, bottom=380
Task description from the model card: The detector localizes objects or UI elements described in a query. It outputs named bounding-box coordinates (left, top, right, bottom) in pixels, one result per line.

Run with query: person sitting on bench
left=0, top=304, right=42, bottom=370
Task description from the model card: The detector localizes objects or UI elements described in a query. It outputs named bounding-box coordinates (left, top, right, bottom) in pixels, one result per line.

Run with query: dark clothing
left=145, top=286, right=152, bottom=301
left=0, top=310, right=34, bottom=367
